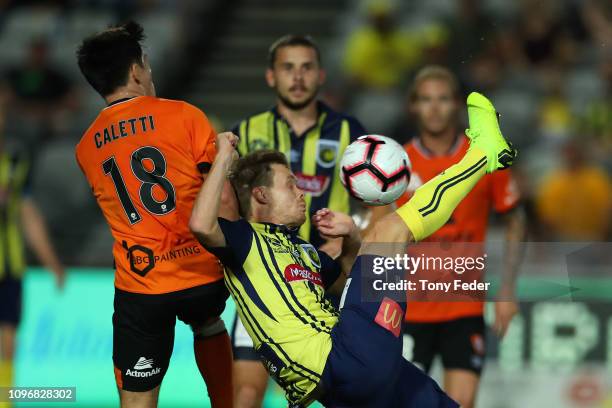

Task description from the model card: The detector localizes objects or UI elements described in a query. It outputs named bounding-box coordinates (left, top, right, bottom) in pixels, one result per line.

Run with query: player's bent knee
left=360, top=213, right=414, bottom=257
left=233, top=361, right=268, bottom=408
left=234, top=385, right=265, bottom=408
left=192, top=317, right=227, bottom=339
left=366, top=213, right=412, bottom=243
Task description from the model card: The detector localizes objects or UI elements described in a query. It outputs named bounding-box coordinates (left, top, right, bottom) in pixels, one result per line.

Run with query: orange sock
left=194, top=331, right=233, bottom=408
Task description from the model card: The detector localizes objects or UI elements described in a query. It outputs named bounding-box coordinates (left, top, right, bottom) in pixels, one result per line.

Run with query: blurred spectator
left=342, top=1, right=423, bottom=90
left=2, top=38, right=77, bottom=142
left=580, top=0, right=612, bottom=46
left=577, top=56, right=612, bottom=168
left=341, top=1, right=448, bottom=134
left=461, top=48, right=503, bottom=93
left=493, top=29, right=529, bottom=72
left=446, top=0, right=493, bottom=70
left=538, top=69, right=572, bottom=141
left=517, top=0, right=564, bottom=66
left=535, top=138, right=612, bottom=241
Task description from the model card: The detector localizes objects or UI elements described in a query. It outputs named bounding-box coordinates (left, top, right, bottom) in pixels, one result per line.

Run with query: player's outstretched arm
left=190, top=132, right=239, bottom=248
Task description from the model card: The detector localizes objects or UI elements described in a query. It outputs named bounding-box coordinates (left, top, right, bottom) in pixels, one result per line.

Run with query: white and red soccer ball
left=340, top=135, right=411, bottom=206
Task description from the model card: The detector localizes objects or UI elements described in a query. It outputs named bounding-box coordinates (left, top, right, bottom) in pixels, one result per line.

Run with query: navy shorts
left=0, top=276, right=22, bottom=326
left=318, top=255, right=458, bottom=408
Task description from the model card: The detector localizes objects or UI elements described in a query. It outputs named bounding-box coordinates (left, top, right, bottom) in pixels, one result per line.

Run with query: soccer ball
left=340, top=135, right=411, bottom=206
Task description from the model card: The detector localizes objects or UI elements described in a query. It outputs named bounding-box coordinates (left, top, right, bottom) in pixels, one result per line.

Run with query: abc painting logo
left=123, top=242, right=155, bottom=276
left=122, top=241, right=202, bottom=277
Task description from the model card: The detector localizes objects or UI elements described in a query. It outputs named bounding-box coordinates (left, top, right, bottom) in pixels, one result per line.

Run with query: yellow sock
left=397, top=146, right=487, bottom=241
left=0, top=360, right=13, bottom=408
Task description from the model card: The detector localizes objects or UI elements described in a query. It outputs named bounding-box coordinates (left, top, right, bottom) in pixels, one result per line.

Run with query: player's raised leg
left=353, top=91, right=515, bottom=335
left=361, top=91, right=516, bottom=253
left=321, top=92, right=516, bottom=407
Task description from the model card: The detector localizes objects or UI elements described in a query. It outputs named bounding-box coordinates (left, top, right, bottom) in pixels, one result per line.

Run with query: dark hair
left=229, top=150, right=288, bottom=218
left=77, top=21, right=146, bottom=97
left=268, top=34, right=321, bottom=68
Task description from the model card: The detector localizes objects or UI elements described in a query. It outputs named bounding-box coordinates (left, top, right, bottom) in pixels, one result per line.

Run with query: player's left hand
left=493, top=300, right=518, bottom=338
left=312, top=208, right=357, bottom=239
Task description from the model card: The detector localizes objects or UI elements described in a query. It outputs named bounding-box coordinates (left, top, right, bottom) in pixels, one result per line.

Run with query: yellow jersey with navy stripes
left=209, top=218, right=342, bottom=406
left=0, top=149, right=32, bottom=280
left=232, top=102, right=366, bottom=247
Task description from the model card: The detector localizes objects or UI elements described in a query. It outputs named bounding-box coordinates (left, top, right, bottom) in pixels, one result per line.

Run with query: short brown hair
left=268, top=34, right=321, bottom=68
left=229, top=150, right=289, bottom=218
left=409, top=65, right=459, bottom=102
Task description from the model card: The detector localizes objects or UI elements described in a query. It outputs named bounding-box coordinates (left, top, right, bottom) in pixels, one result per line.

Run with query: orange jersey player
left=75, top=22, right=234, bottom=408
left=77, top=96, right=221, bottom=294
left=370, top=66, right=525, bottom=408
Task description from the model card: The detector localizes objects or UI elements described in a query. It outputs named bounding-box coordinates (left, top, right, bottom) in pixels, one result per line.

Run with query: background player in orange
left=75, top=22, right=236, bottom=408
left=370, top=66, right=526, bottom=408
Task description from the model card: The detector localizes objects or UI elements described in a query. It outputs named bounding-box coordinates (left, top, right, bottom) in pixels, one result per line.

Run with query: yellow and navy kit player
left=208, top=217, right=459, bottom=408
left=210, top=219, right=341, bottom=405
left=230, top=102, right=366, bottom=364
left=232, top=101, right=366, bottom=247
left=193, top=92, right=514, bottom=407
left=0, top=148, right=31, bottom=327
left=208, top=213, right=458, bottom=407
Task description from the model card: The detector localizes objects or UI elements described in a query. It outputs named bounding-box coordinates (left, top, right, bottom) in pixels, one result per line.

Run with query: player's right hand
left=216, top=132, right=239, bottom=157
left=313, top=208, right=357, bottom=239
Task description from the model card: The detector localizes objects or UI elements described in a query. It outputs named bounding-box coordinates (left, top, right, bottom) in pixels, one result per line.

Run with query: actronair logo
left=125, top=357, right=161, bottom=378
left=134, top=357, right=153, bottom=370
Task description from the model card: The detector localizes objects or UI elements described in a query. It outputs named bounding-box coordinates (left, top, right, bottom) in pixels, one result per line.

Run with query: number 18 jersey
left=76, top=96, right=222, bottom=294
